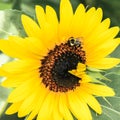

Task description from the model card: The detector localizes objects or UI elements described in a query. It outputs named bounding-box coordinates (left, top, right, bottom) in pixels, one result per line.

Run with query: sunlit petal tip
left=97, top=7, right=103, bottom=12
left=74, top=3, right=85, bottom=17
left=87, top=58, right=120, bottom=69
left=35, top=5, right=44, bottom=15
left=60, top=0, right=73, bottom=14
left=5, top=109, right=14, bottom=115
left=5, top=102, right=21, bottom=115
left=35, top=6, right=42, bottom=16
left=21, top=14, right=32, bottom=26
left=61, top=0, right=71, bottom=6
left=90, top=83, right=115, bottom=96
left=113, top=26, right=120, bottom=34
left=21, top=14, right=28, bottom=22
left=77, top=3, right=85, bottom=11
left=105, top=18, right=111, bottom=26
left=98, top=108, right=102, bottom=114
left=35, top=5, right=46, bottom=29
left=46, top=5, right=53, bottom=11
left=96, top=7, right=103, bottom=16
left=104, top=87, right=115, bottom=96
left=107, top=58, right=120, bottom=69
left=35, top=5, right=41, bottom=10
left=86, top=7, right=96, bottom=13
left=117, top=38, right=120, bottom=44
left=21, top=14, right=37, bottom=27
left=45, top=5, right=58, bottom=23
left=111, top=90, right=115, bottom=96
left=106, top=17, right=110, bottom=22
left=79, top=3, right=85, bottom=8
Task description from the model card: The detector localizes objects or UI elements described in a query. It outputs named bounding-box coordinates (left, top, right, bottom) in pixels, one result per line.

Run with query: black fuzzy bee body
left=68, top=37, right=81, bottom=47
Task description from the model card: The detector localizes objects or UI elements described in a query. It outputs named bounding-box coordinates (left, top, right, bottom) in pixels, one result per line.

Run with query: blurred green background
left=0, top=0, right=120, bottom=26
left=0, top=0, right=120, bottom=120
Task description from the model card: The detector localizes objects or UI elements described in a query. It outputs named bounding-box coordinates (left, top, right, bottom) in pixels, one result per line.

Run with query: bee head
left=68, top=37, right=81, bottom=47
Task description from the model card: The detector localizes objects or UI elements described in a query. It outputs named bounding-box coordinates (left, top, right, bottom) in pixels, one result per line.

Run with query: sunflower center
left=40, top=37, right=86, bottom=92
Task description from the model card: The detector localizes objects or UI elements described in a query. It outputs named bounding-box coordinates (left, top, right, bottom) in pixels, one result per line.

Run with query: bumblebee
left=68, top=37, right=81, bottom=47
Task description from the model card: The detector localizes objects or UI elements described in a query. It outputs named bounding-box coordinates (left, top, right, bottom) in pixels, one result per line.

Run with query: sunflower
left=0, top=0, right=120, bottom=120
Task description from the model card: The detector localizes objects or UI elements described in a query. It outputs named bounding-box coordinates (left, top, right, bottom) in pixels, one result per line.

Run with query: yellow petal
left=69, top=63, right=86, bottom=79
left=52, top=94, right=63, bottom=120
left=84, top=18, right=111, bottom=52
left=60, top=0, right=73, bottom=26
left=21, top=15, right=41, bottom=38
left=27, top=84, right=49, bottom=120
left=77, top=90, right=102, bottom=114
left=85, top=18, right=110, bottom=44
left=46, top=6, right=58, bottom=29
left=6, top=102, right=22, bottom=114
left=86, top=18, right=110, bottom=42
left=59, top=0, right=73, bottom=41
left=18, top=87, right=39, bottom=117
left=35, top=5, right=46, bottom=28
left=0, top=38, right=37, bottom=59
left=97, top=26, right=119, bottom=43
left=86, top=38, right=120, bottom=62
left=37, top=91, right=55, bottom=120
left=59, top=93, right=73, bottom=120
left=80, top=7, right=96, bottom=36
left=87, top=58, right=120, bottom=69
left=81, top=74, right=92, bottom=83
left=71, top=4, right=85, bottom=37
left=67, top=91, right=92, bottom=120
left=36, top=5, right=59, bottom=49
left=85, top=27, right=119, bottom=52
left=81, top=83, right=115, bottom=96
left=1, top=70, right=39, bottom=87
left=43, top=6, right=59, bottom=47
left=0, top=59, right=40, bottom=74
left=22, top=37, right=48, bottom=57
left=7, top=78, right=40, bottom=102
left=82, top=8, right=103, bottom=37
left=0, top=68, right=7, bottom=76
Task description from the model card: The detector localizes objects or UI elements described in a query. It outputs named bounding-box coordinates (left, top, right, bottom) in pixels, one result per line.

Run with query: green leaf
left=0, top=86, right=9, bottom=116
left=92, top=97, right=120, bottom=120
left=87, top=70, right=111, bottom=85
left=91, top=72, right=120, bottom=119
left=106, top=65, right=120, bottom=75
left=0, top=9, right=26, bottom=39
